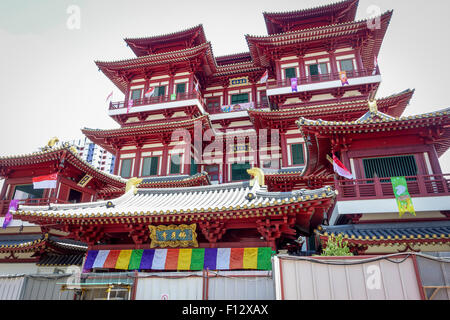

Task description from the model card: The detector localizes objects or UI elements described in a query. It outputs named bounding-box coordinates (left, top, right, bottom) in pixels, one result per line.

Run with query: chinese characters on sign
left=149, top=224, right=198, bottom=248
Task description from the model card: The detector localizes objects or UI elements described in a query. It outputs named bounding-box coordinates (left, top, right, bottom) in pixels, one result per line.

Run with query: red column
left=188, top=73, right=194, bottom=93
left=355, top=48, right=364, bottom=72
left=223, top=86, right=228, bottom=105
left=168, top=75, right=175, bottom=97
left=133, top=147, right=142, bottom=177
left=280, top=132, right=288, bottom=168
left=161, top=144, right=169, bottom=176
left=298, top=56, right=306, bottom=79
left=329, top=52, right=338, bottom=75
left=275, top=60, right=282, bottom=81
left=251, top=82, right=257, bottom=106
left=113, top=149, right=121, bottom=176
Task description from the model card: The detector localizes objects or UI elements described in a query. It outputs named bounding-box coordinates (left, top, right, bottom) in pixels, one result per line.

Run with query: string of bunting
left=83, top=247, right=273, bottom=271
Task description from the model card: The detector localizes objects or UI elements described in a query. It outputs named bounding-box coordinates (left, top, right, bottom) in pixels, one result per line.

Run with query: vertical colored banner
left=290, top=77, right=298, bottom=92
left=170, top=93, right=177, bottom=101
left=127, top=99, right=133, bottom=113
left=2, top=199, right=19, bottom=229
left=391, top=176, right=415, bottom=217
left=339, top=71, right=349, bottom=85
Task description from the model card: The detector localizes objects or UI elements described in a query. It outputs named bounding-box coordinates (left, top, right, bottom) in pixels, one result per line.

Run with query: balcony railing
left=335, top=174, right=450, bottom=201
left=0, top=198, right=71, bottom=215
left=206, top=101, right=270, bottom=115
left=109, top=91, right=203, bottom=111
left=267, top=68, right=380, bottom=90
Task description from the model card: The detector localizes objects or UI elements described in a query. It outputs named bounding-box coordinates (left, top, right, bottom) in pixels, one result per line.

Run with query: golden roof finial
left=47, top=137, right=60, bottom=148
left=368, top=99, right=378, bottom=113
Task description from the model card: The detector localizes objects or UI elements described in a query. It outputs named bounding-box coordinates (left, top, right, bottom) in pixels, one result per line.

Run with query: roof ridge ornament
left=247, top=167, right=266, bottom=187
left=125, top=177, right=143, bottom=195
left=368, top=99, right=378, bottom=113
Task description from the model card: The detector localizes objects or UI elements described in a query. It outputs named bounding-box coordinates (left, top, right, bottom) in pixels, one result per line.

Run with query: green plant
left=321, top=234, right=354, bottom=256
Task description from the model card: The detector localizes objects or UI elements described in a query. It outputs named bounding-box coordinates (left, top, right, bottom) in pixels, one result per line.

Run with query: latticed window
left=231, top=93, right=249, bottom=104
left=170, top=154, right=181, bottom=174
left=190, top=157, right=198, bottom=176
left=291, top=144, right=305, bottom=165
left=285, top=67, right=297, bottom=79
left=339, top=59, right=354, bottom=72
left=231, top=163, right=251, bottom=181
left=131, top=89, right=142, bottom=100
left=142, top=157, right=158, bottom=176
left=120, top=159, right=133, bottom=178
left=176, top=83, right=186, bottom=94
left=363, top=155, right=417, bottom=180
left=156, top=86, right=166, bottom=96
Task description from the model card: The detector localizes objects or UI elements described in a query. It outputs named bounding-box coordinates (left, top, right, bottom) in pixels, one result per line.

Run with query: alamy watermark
left=66, top=5, right=81, bottom=30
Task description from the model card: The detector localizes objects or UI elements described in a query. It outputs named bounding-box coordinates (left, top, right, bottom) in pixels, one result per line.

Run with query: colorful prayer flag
left=339, top=71, right=349, bottom=85
left=170, top=93, right=177, bottom=101
left=391, top=176, right=416, bottom=217
left=84, top=247, right=272, bottom=271
left=32, top=173, right=58, bottom=189
left=290, top=77, right=298, bottom=92
left=2, top=200, right=19, bottom=229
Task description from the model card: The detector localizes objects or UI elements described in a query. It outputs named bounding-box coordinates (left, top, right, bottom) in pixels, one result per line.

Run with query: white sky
left=0, top=0, right=449, bottom=183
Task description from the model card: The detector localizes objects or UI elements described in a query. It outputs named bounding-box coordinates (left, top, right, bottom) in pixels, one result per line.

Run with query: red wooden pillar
left=161, top=144, right=169, bottom=176
left=188, top=73, right=194, bottom=93
left=251, top=82, right=257, bottom=106
left=280, top=131, right=289, bottom=168
left=298, top=56, right=306, bottom=79
left=223, top=86, right=228, bottom=105
left=354, top=48, right=364, bottom=72
left=329, top=51, right=338, bottom=75
left=113, top=149, right=121, bottom=176
left=133, top=147, right=142, bottom=177
left=168, top=75, right=175, bottom=96
left=275, top=60, right=282, bottom=81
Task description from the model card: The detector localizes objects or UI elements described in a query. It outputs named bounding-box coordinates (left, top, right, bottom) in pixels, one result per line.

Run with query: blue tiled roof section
left=0, top=234, right=41, bottom=246
left=322, top=221, right=450, bottom=238
left=263, top=166, right=304, bottom=175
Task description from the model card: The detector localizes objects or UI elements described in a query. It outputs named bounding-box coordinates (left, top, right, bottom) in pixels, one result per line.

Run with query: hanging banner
left=221, top=102, right=254, bottom=113
left=149, top=224, right=198, bottom=248
left=391, top=176, right=415, bottom=217
left=127, top=99, right=133, bottom=113
left=339, top=71, right=349, bottom=85
left=170, top=93, right=177, bottom=101
left=290, top=77, right=298, bottom=92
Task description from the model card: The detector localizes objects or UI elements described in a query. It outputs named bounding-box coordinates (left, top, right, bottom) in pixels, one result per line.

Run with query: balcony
left=266, top=68, right=381, bottom=96
left=331, top=174, right=450, bottom=217
left=336, top=174, right=450, bottom=201
left=207, top=101, right=269, bottom=119
left=108, top=91, right=205, bottom=116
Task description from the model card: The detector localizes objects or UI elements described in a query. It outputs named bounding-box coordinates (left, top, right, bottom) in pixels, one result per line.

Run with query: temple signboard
left=149, top=224, right=198, bottom=248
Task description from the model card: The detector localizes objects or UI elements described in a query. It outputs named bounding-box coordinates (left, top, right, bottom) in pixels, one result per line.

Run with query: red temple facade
left=0, top=0, right=449, bottom=275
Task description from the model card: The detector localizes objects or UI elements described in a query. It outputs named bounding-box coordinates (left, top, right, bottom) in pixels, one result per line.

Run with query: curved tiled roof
left=124, top=25, right=207, bottom=57
left=263, top=0, right=359, bottom=34
left=249, top=89, right=415, bottom=123
left=0, top=145, right=127, bottom=188
left=318, top=221, right=450, bottom=245
left=247, top=11, right=392, bottom=69
left=14, top=182, right=336, bottom=220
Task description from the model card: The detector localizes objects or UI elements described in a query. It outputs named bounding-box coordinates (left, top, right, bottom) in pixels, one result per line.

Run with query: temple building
left=0, top=0, right=449, bottom=279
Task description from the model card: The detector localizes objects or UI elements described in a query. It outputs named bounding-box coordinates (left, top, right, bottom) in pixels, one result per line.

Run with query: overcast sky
left=0, top=0, right=449, bottom=182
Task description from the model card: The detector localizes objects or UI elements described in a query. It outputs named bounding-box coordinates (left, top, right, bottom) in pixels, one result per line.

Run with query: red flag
left=144, top=87, right=156, bottom=98
left=32, top=173, right=58, bottom=189
left=105, top=91, right=113, bottom=102
left=332, top=154, right=353, bottom=179
left=259, top=70, right=269, bottom=84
